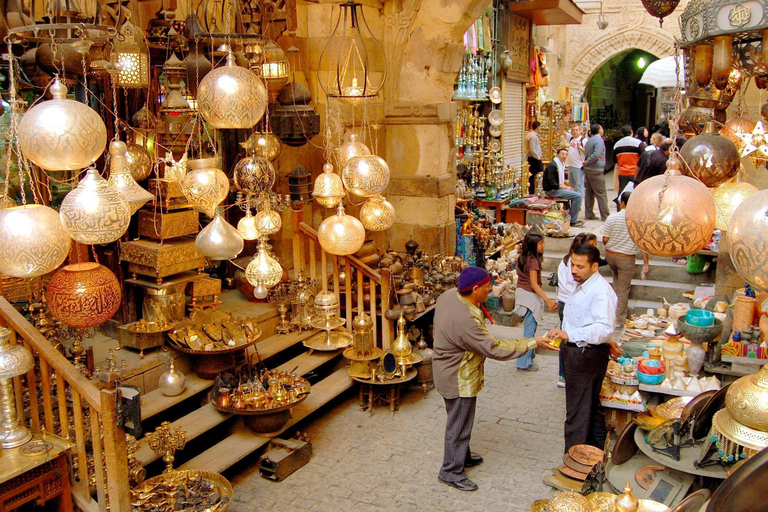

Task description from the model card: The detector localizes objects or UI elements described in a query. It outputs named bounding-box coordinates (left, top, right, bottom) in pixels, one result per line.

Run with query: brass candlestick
left=145, top=421, right=187, bottom=473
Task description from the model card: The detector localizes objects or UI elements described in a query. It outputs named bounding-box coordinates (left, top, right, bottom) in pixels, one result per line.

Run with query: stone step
left=178, top=367, right=353, bottom=474
left=540, top=235, right=719, bottom=264
left=541, top=276, right=692, bottom=304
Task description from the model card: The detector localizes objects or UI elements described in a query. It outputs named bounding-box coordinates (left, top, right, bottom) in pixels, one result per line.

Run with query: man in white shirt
left=563, top=123, right=586, bottom=196
left=546, top=243, right=621, bottom=452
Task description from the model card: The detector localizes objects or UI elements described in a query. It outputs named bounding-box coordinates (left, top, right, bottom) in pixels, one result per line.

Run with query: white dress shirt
left=556, top=157, right=566, bottom=186
left=563, top=271, right=617, bottom=346
left=556, top=259, right=577, bottom=304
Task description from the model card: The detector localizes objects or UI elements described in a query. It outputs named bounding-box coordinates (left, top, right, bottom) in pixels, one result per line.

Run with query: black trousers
left=439, top=396, right=477, bottom=482
left=527, top=157, right=543, bottom=195
left=560, top=343, right=610, bottom=453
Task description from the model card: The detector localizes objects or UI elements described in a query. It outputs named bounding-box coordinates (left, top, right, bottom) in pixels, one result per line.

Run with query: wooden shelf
left=600, top=400, right=646, bottom=412
left=638, top=384, right=704, bottom=397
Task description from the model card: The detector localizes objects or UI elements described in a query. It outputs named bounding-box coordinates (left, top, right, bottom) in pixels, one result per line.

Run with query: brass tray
left=400, top=352, right=424, bottom=365
left=168, top=335, right=259, bottom=355
left=309, top=315, right=346, bottom=331
left=633, top=411, right=667, bottom=431
left=132, top=469, right=232, bottom=512
left=654, top=396, right=693, bottom=421
left=343, top=347, right=383, bottom=361
left=209, top=390, right=309, bottom=416
left=568, top=444, right=604, bottom=467
left=303, top=330, right=353, bottom=351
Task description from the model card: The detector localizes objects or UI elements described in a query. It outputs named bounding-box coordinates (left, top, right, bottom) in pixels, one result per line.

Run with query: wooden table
left=0, top=431, right=73, bottom=512
left=475, top=199, right=507, bottom=223
left=353, top=368, right=417, bottom=415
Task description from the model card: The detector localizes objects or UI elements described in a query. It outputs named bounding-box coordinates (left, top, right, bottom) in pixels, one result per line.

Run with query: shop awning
left=505, top=0, right=584, bottom=26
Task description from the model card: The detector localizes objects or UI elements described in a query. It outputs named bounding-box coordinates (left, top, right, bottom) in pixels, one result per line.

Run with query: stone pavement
left=228, top=311, right=567, bottom=512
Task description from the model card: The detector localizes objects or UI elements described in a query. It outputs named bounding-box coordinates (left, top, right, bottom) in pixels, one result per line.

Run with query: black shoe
left=465, top=453, right=484, bottom=467
left=571, top=221, right=585, bottom=228
left=438, top=477, right=478, bottom=491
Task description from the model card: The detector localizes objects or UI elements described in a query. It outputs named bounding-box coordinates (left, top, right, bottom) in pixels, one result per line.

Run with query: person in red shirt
left=612, top=125, right=646, bottom=209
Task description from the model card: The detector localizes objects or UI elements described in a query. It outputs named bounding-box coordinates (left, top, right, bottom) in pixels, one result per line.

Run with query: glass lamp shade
left=712, top=180, right=759, bottom=231
left=181, top=167, right=229, bottom=218
left=342, top=154, right=390, bottom=198
left=242, top=132, right=282, bottom=162
left=59, top=168, right=131, bottom=244
left=233, top=155, right=275, bottom=195
left=197, top=52, right=268, bottom=129
left=195, top=214, right=244, bottom=261
left=45, top=263, right=122, bottom=329
left=261, top=41, right=290, bottom=99
left=679, top=123, right=741, bottom=187
left=0, top=327, right=34, bottom=378
left=126, top=143, right=153, bottom=182
left=107, top=141, right=154, bottom=215
left=318, top=205, right=365, bottom=255
left=0, top=204, right=71, bottom=278
left=254, top=208, right=282, bottom=235
left=237, top=210, right=261, bottom=240
left=313, top=163, right=345, bottom=208
left=17, top=79, right=107, bottom=171
left=625, top=171, right=716, bottom=257
left=359, top=194, right=395, bottom=231
left=728, top=190, right=768, bottom=291
left=245, top=239, right=283, bottom=290
left=335, top=133, right=370, bottom=171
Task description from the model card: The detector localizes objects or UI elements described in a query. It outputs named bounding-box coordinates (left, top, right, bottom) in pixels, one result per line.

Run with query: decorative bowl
left=677, top=317, right=723, bottom=344
left=637, top=371, right=665, bottom=386
left=686, top=309, right=715, bottom=327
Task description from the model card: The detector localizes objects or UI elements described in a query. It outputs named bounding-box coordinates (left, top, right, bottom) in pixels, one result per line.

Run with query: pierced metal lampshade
left=0, top=204, right=71, bottom=278
left=679, top=122, right=740, bottom=188
left=59, top=168, right=131, bottom=244
left=195, top=214, right=244, bottom=261
left=0, top=327, right=34, bottom=448
left=261, top=41, right=290, bottom=101
left=729, top=190, right=768, bottom=291
left=335, top=133, right=370, bottom=171
left=46, top=263, right=122, bottom=329
left=18, top=78, right=107, bottom=171
left=254, top=208, right=282, bottom=235
left=246, top=238, right=283, bottom=299
left=233, top=155, right=275, bottom=195
left=318, top=204, right=365, bottom=256
left=242, top=132, right=282, bottom=162
left=712, top=180, right=759, bottom=231
left=313, top=163, right=345, bottom=208
left=107, top=141, right=154, bottom=215
left=126, top=143, right=153, bottom=182
left=237, top=210, right=261, bottom=240
left=182, top=159, right=229, bottom=218
left=197, top=52, right=268, bottom=129
left=359, top=194, right=395, bottom=231
left=112, top=20, right=150, bottom=88
left=342, top=154, right=390, bottom=198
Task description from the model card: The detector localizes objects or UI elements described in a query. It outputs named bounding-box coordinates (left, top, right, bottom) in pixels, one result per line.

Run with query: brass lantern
left=729, top=190, right=768, bottom=291
left=261, top=41, right=290, bottom=102
left=288, top=165, right=312, bottom=203
left=313, top=163, right=345, bottom=208
left=352, top=312, right=374, bottom=357
left=112, top=19, right=150, bottom=88
left=0, top=204, right=71, bottom=278
left=359, top=194, right=395, bottom=231
left=318, top=204, right=365, bottom=256
left=640, top=0, right=680, bottom=26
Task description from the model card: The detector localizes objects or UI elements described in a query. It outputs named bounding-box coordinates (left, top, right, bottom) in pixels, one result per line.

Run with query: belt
left=605, top=249, right=634, bottom=257
left=563, top=341, right=609, bottom=349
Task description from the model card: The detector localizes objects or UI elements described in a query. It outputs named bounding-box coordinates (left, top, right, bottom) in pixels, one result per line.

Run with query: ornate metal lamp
left=288, top=165, right=312, bottom=203
left=246, top=238, right=284, bottom=299
left=261, top=41, right=290, bottom=101
left=641, top=0, right=680, bottom=26
left=0, top=327, right=35, bottom=448
left=112, top=18, right=150, bottom=88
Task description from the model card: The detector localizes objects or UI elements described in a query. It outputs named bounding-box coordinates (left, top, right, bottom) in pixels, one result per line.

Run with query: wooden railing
left=0, top=297, right=130, bottom=512
left=292, top=210, right=393, bottom=349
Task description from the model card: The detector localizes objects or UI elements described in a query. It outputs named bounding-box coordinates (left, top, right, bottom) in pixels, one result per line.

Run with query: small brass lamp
left=261, top=41, right=290, bottom=101
left=352, top=312, right=374, bottom=357
left=0, top=327, right=35, bottom=448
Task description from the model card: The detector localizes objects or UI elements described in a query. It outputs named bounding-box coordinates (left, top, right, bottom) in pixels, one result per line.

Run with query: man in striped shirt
left=613, top=125, right=646, bottom=210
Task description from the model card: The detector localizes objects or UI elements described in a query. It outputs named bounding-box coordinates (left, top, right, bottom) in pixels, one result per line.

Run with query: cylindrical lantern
left=197, top=52, right=268, bottom=129
left=46, top=263, right=122, bottom=328
left=59, top=168, right=131, bottom=244
left=342, top=154, right=390, bottom=198
left=233, top=155, right=275, bottom=195
left=112, top=20, right=150, bottom=88
left=261, top=41, right=290, bottom=101
left=712, top=180, right=759, bottom=231
left=359, top=194, right=395, bottom=231
left=335, top=133, right=370, bottom=171
left=107, top=141, right=154, bottom=215
left=181, top=159, right=229, bottom=218
left=195, top=214, right=244, bottom=261
left=318, top=205, right=365, bottom=256
left=313, top=163, right=345, bottom=208
left=713, top=35, right=734, bottom=89
left=625, top=170, right=716, bottom=257
left=288, top=165, right=312, bottom=203
left=0, top=205, right=71, bottom=278
left=729, top=190, right=768, bottom=291
left=694, top=44, right=714, bottom=87
left=17, top=79, right=107, bottom=171
left=678, top=122, right=740, bottom=187
left=352, top=312, right=374, bottom=357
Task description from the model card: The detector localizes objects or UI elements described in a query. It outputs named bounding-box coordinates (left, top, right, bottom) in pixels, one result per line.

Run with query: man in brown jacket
left=433, top=267, right=558, bottom=491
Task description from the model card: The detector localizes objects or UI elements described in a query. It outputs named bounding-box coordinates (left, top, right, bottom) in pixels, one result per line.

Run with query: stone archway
left=566, top=27, right=675, bottom=99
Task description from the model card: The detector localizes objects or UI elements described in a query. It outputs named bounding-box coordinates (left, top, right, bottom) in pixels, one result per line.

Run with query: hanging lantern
left=694, top=44, right=714, bottom=87
left=313, top=163, right=345, bottom=208
left=160, top=53, right=190, bottom=109
left=261, top=41, right=290, bottom=102
left=288, top=165, right=312, bottom=203
left=126, top=143, right=153, bottom=181
left=237, top=210, right=261, bottom=240
left=713, top=35, right=734, bottom=90
left=60, top=168, right=131, bottom=244
left=625, top=169, right=716, bottom=257
left=335, top=133, right=370, bottom=171
left=318, top=204, right=365, bottom=256
left=271, top=82, right=322, bottom=147
left=359, top=194, right=395, bottom=231
left=712, top=180, right=759, bottom=231
left=18, top=79, right=107, bottom=171
left=678, top=122, right=740, bottom=187
left=721, top=118, right=757, bottom=151
left=233, top=155, right=275, bottom=195
left=111, top=19, right=150, bottom=88
left=640, top=0, right=680, bottom=27
left=46, top=263, right=122, bottom=329
left=197, top=52, right=268, bottom=129
left=241, top=132, right=282, bottom=162
left=342, top=154, right=390, bottom=198
left=318, top=0, right=387, bottom=103
left=729, top=190, right=768, bottom=291
left=107, top=141, right=154, bottom=215
left=254, top=208, right=282, bottom=235
left=246, top=238, right=284, bottom=299
left=181, top=158, right=229, bottom=218
left=195, top=214, right=244, bottom=261
left=0, top=205, right=71, bottom=278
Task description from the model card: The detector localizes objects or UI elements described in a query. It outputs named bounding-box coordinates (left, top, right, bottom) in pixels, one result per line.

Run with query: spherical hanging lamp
left=181, top=159, right=229, bottom=218
left=679, top=122, right=741, bottom=187
left=342, top=154, right=390, bottom=198
left=712, top=180, right=759, bottom=231
left=241, top=132, right=282, bottom=162
left=359, top=194, right=395, bottom=231
left=59, top=168, right=131, bottom=244
left=45, top=263, right=122, bottom=329
left=0, top=204, right=71, bottom=278
left=197, top=52, right=268, bottom=129
left=237, top=210, right=261, bottom=240
left=17, top=79, right=107, bottom=171
left=641, top=0, right=680, bottom=27
left=126, top=143, right=153, bottom=181
left=246, top=238, right=283, bottom=299
left=107, top=141, right=154, bottom=215
left=195, top=214, right=244, bottom=261
left=261, top=41, right=290, bottom=101
left=254, top=208, right=282, bottom=235
left=335, top=133, right=370, bottom=171
left=313, top=163, right=345, bottom=208
left=318, top=204, right=365, bottom=255
left=728, top=190, right=768, bottom=291
left=625, top=169, right=716, bottom=257
left=233, top=155, right=275, bottom=195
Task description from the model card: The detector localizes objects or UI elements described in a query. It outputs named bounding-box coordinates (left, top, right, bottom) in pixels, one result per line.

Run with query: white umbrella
left=639, top=56, right=686, bottom=88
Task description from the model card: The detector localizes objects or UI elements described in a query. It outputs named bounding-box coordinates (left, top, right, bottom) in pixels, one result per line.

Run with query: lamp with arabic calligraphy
left=0, top=205, right=71, bottom=278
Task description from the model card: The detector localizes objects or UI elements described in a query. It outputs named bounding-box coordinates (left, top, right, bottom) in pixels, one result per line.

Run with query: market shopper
left=514, top=232, right=558, bottom=371
left=634, top=138, right=672, bottom=184
left=546, top=244, right=621, bottom=452
left=583, top=124, right=610, bottom=221
left=563, top=122, right=586, bottom=196
left=613, top=125, right=646, bottom=209
left=543, top=148, right=584, bottom=227
left=526, top=121, right=544, bottom=195
left=433, top=267, right=558, bottom=491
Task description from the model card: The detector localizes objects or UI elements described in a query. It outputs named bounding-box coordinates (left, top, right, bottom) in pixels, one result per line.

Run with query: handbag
left=548, top=272, right=558, bottom=288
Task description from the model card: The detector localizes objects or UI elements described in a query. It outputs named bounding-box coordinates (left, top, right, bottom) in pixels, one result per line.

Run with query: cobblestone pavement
left=229, top=311, right=568, bottom=511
